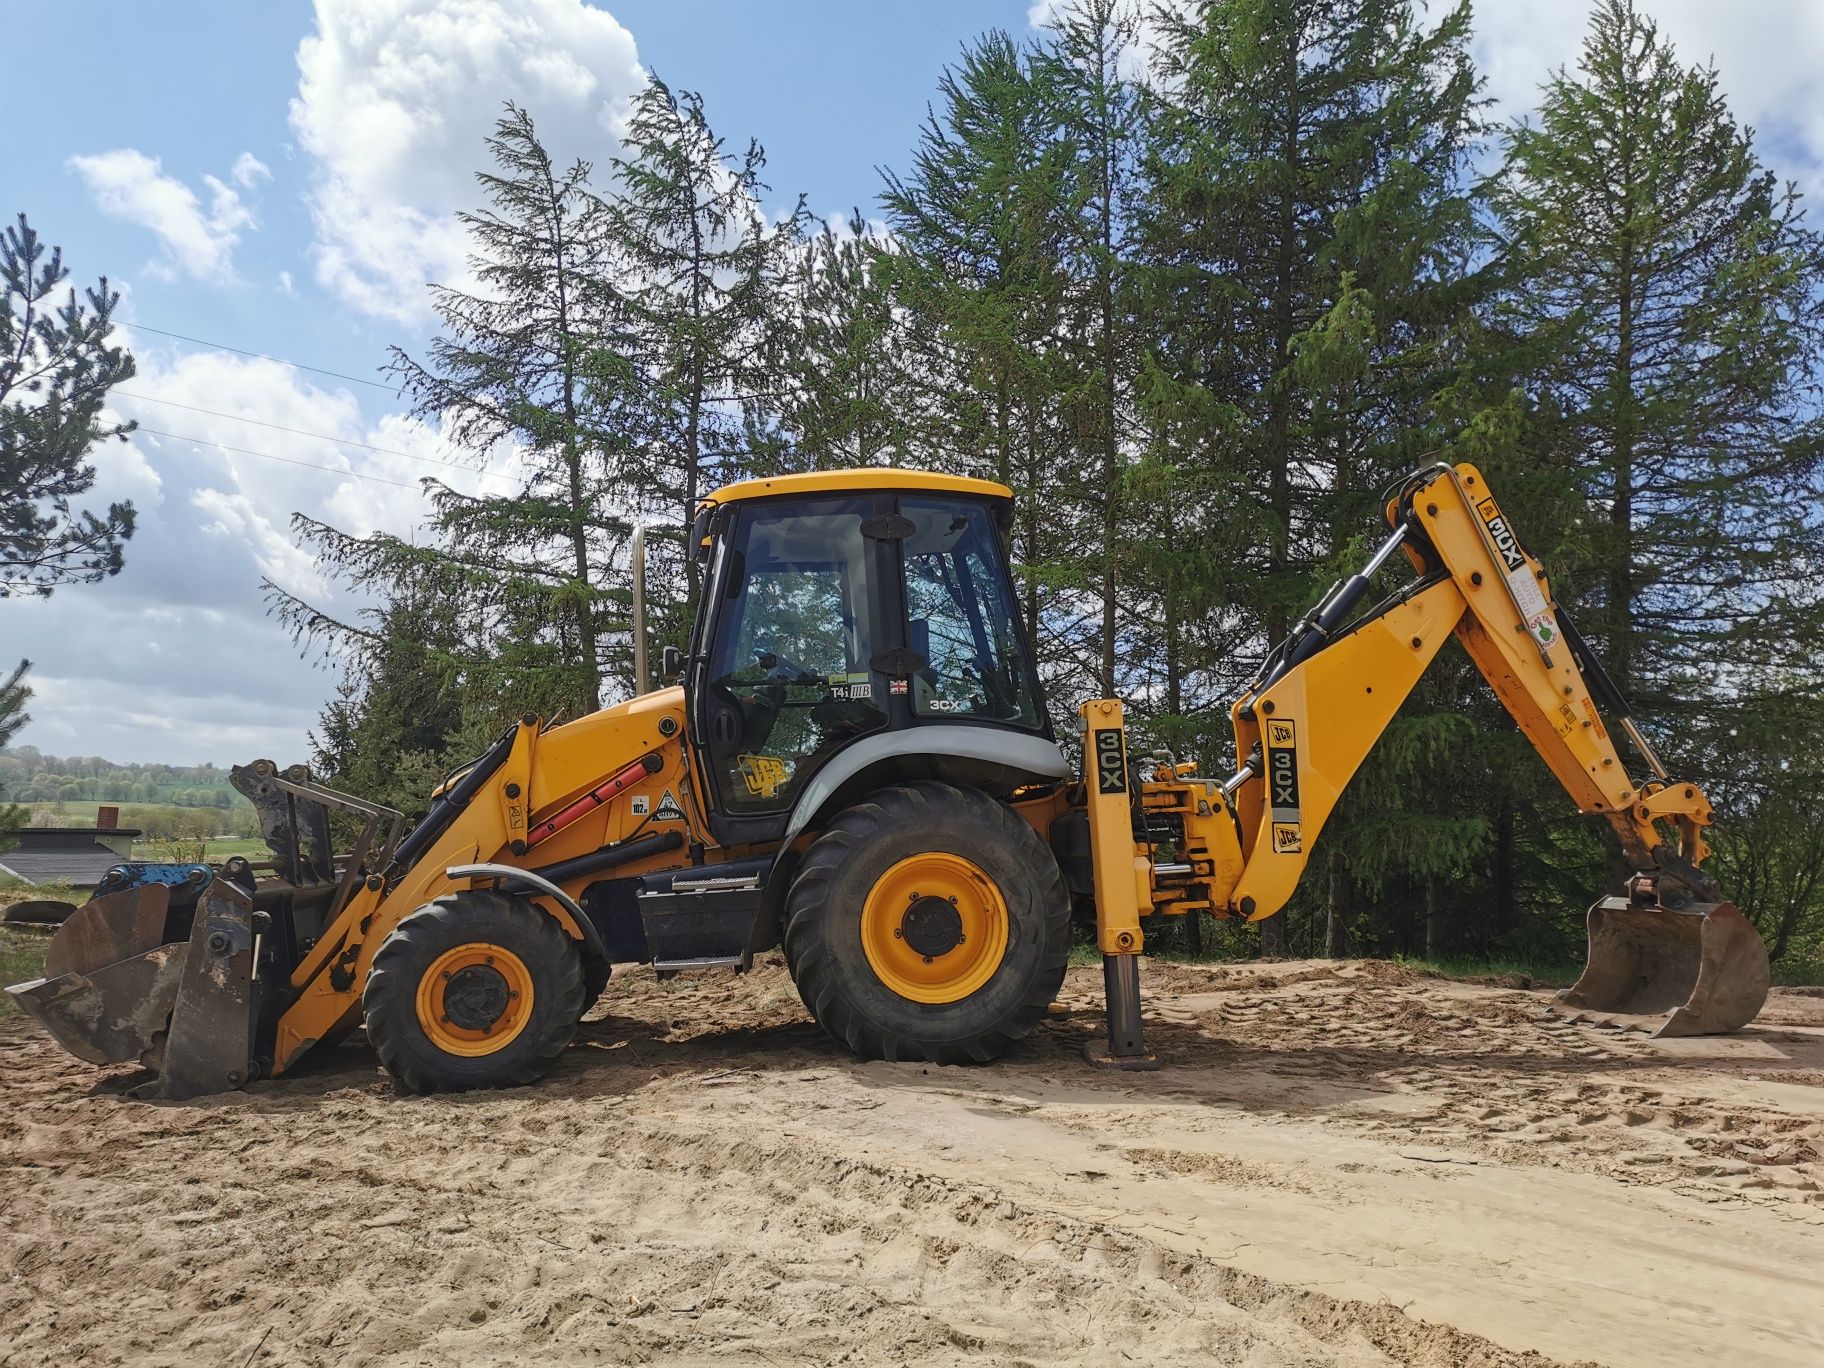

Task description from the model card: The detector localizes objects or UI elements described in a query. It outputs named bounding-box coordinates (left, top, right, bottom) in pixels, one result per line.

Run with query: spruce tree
left=605, top=76, right=809, bottom=612
left=1137, top=0, right=1484, bottom=953
left=1492, top=0, right=1824, bottom=711
left=274, top=105, right=639, bottom=719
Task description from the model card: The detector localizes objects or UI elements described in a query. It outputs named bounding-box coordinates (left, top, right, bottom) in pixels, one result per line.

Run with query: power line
left=135, top=426, right=425, bottom=491
left=118, top=322, right=403, bottom=394
left=113, top=390, right=476, bottom=473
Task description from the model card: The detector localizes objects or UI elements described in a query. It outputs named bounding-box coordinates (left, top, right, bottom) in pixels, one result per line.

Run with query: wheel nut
left=893, top=928, right=903, bottom=939
left=922, top=955, right=933, bottom=965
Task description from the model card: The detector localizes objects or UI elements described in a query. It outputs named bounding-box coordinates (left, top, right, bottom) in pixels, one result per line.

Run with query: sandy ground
left=2, top=957, right=1820, bottom=1368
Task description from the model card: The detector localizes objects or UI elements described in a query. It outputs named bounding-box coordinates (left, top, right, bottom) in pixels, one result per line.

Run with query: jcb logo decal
left=1476, top=496, right=1528, bottom=573
left=1093, top=728, right=1127, bottom=795
left=1265, top=718, right=1302, bottom=854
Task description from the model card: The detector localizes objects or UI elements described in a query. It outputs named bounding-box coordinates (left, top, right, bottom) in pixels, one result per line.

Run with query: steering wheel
left=753, top=647, right=821, bottom=687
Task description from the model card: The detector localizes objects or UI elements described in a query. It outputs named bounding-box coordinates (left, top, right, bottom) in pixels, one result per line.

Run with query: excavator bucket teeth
left=1557, top=897, right=1769, bottom=1037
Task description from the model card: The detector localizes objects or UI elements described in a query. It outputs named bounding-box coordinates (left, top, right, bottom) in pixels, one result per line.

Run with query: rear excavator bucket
left=1558, top=896, right=1770, bottom=1038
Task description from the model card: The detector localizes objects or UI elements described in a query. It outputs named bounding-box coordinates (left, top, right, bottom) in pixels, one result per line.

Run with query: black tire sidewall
left=364, top=890, right=583, bottom=1092
left=792, top=785, right=1066, bottom=1055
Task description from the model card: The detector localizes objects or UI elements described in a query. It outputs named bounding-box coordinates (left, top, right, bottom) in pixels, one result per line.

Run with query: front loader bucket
left=6, top=874, right=265, bottom=1100
left=1558, top=897, right=1769, bottom=1038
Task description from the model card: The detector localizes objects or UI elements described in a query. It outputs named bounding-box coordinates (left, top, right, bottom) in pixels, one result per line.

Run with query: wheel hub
left=901, top=896, right=964, bottom=957
left=442, top=963, right=511, bottom=1031
left=859, top=852, right=1010, bottom=1004
left=415, top=942, right=536, bottom=1057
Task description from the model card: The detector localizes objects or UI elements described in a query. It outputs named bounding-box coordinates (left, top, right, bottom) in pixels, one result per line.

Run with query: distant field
left=128, top=836, right=269, bottom=861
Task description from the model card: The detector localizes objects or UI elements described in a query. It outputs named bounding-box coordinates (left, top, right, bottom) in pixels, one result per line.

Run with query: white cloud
left=68, top=149, right=264, bottom=283
left=1473, top=0, right=1824, bottom=197
left=2, top=346, right=524, bottom=765
left=289, top=0, right=647, bottom=323
left=230, top=151, right=273, bottom=189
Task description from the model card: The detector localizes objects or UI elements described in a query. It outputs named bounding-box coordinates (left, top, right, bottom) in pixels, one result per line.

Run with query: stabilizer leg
left=1084, top=952, right=1158, bottom=1070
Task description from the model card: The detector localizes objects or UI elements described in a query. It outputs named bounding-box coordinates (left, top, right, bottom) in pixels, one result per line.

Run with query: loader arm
left=1080, top=462, right=1766, bottom=1066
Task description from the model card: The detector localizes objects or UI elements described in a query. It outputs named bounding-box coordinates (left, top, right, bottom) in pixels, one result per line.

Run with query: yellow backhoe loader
left=8, top=462, right=1769, bottom=1096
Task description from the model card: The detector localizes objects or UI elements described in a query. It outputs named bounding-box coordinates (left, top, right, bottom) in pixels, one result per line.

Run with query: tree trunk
left=1325, top=845, right=1349, bottom=958
left=1424, top=876, right=1445, bottom=960
left=1260, top=913, right=1284, bottom=958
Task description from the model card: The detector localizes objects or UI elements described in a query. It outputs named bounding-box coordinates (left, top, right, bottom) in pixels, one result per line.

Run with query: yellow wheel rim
left=860, top=852, right=1009, bottom=1004
left=414, top=942, right=535, bottom=1057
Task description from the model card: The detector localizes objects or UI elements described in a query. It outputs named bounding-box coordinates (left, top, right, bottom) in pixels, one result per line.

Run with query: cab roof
left=702, top=468, right=1014, bottom=507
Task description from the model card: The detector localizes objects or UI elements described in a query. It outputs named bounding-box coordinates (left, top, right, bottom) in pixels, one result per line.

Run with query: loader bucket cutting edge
left=5, top=873, right=265, bottom=1099
left=1557, top=897, right=1769, bottom=1037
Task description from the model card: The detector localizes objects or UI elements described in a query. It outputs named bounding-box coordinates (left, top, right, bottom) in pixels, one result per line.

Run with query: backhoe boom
left=1081, top=462, right=1767, bottom=1065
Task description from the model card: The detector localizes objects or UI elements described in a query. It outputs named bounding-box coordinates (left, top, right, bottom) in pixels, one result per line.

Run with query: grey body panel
left=779, top=725, right=1069, bottom=852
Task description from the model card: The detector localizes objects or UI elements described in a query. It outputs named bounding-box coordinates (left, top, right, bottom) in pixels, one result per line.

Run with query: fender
left=742, top=726, right=1071, bottom=961
left=445, top=862, right=608, bottom=961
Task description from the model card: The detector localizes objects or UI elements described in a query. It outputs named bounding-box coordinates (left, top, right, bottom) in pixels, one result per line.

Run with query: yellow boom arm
left=1080, top=462, right=1755, bottom=1064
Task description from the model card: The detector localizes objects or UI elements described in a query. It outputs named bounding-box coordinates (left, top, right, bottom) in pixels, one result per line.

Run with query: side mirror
left=661, top=644, right=684, bottom=680
left=689, top=506, right=714, bottom=563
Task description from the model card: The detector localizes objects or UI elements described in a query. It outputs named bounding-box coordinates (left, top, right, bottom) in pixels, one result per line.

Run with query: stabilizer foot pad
left=1083, top=1040, right=1159, bottom=1071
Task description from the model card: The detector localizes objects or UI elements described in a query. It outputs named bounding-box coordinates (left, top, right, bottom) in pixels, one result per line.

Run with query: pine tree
left=0, top=659, right=29, bottom=845
left=773, top=213, right=904, bottom=471
left=1, top=213, right=137, bottom=597
left=1492, top=0, right=1824, bottom=709
left=310, top=592, right=468, bottom=816
left=880, top=32, right=1085, bottom=708
left=606, top=76, right=809, bottom=613
left=274, top=105, right=640, bottom=719
left=1485, top=0, right=1824, bottom=953
left=1034, top=0, right=1146, bottom=697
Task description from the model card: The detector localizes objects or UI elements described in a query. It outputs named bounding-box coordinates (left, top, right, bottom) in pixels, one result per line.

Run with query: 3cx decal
left=1265, top=717, right=1302, bottom=854
left=1092, top=727, right=1127, bottom=795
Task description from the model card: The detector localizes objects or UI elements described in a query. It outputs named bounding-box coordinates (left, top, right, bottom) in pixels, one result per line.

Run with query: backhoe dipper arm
left=1220, top=461, right=1712, bottom=923
left=1080, top=462, right=1762, bottom=1067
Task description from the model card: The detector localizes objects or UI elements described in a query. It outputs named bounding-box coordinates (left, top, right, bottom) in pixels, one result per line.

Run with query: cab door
left=688, top=495, right=893, bottom=843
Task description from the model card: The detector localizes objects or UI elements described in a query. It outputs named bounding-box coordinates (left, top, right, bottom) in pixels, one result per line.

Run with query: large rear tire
left=363, top=889, right=584, bottom=1094
left=783, top=782, right=1068, bottom=1063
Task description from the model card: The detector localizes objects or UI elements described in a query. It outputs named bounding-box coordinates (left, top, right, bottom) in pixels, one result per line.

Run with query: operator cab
left=686, top=471, right=1054, bottom=848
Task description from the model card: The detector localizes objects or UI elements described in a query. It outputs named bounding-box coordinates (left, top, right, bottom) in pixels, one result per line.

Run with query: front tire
left=783, top=782, right=1069, bottom=1063
left=363, top=889, right=584, bottom=1094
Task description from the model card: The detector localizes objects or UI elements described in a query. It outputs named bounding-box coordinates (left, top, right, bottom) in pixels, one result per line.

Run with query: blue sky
left=4, top=0, right=1822, bottom=766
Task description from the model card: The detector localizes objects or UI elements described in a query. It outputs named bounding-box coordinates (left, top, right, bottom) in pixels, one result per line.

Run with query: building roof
left=703, top=468, right=1015, bottom=507
left=0, top=830, right=138, bottom=889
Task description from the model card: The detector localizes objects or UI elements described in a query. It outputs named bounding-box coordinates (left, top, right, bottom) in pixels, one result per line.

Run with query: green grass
left=128, top=836, right=267, bottom=861
left=0, top=882, right=76, bottom=1018
left=0, top=928, right=51, bottom=1015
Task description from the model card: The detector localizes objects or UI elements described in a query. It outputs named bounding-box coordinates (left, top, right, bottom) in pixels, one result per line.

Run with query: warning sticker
left=631, top=794, right=651, bottom=816
left=1476, top=495, right=1559, bottom=652
left=653, top=788, right=687, bottom=822
left=1264, top=718, right=1302, bottom=854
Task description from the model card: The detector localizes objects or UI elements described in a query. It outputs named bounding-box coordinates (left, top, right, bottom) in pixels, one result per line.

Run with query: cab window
left=700, top=499, right=887, bottom=814
left=901, top=499, right=1042, bottom=729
